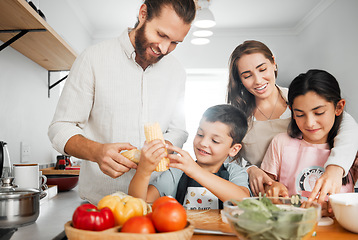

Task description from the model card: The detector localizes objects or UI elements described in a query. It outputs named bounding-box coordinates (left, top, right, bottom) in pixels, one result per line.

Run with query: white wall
left=297, top=0, right=358, bottom=118
left=173, top=0, right=358, bottom=120
left=0, top=1, right=91, bottom=165
left=174, top=32, right=301, bottom=88
left=1, top=1, right=357, bottom=167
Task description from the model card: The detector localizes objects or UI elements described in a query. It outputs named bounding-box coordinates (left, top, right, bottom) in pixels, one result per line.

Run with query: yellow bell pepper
left=97, top=194, right=144, bottom=226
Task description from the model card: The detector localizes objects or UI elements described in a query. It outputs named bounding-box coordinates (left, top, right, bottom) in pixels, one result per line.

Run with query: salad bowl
left=223, top=196, right=321, bottom=240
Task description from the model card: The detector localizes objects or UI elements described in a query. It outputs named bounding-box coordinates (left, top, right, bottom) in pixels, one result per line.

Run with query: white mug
left=13, top=163, right=47, bottom=189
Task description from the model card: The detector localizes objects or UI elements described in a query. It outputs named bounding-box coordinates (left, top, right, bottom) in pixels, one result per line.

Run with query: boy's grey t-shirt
left=149, top=162, right=249, bottom=200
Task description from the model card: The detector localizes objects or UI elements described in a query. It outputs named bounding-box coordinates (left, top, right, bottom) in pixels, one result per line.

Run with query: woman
left=227, top=40, right=358, bottom=203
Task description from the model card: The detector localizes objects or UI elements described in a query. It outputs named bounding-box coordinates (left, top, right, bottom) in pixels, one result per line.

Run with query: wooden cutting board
left=41, top=167, right=80, bottom=175
left=186, top=209, right=234, bottom=234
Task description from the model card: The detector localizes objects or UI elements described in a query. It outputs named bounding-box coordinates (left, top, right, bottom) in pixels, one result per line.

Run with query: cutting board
left=41, top=167, right=80, bottom=175
left=186, top=209, right=234, bottom=234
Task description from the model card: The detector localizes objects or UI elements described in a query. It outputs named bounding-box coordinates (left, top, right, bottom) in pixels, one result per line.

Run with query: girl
left=227, top=40, right=358, bottom=203
left=261, top=69, right=356, bottom=204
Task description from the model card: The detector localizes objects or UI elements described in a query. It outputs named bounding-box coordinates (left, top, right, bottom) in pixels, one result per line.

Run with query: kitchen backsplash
left=39, top=163, right=56, bottom=169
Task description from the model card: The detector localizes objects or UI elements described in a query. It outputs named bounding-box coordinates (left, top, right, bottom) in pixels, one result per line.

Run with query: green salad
left=229, top=196, right=317, bottom=240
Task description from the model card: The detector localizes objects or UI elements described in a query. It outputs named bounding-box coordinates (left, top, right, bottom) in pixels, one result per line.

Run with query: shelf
left=0, top=0, right=77, bottom=71
left=41, top=167, right=80, bottom=176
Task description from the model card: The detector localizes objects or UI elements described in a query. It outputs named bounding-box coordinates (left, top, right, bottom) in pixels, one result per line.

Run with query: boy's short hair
left=202, top=104, right=248, bottom=146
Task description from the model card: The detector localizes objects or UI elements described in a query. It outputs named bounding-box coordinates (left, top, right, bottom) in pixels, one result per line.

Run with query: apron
left=241, top=118, right=291, bottom=167
left=279, top=137, right=354, bottom=197
left=175, top=164, right=229, bottom=210
left=240, top=87, right=290, bottom=167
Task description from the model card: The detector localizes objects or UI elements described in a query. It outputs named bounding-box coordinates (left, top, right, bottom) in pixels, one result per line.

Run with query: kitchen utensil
left=329, top=192, right=358, bottom=233
left=56, top=155, right=72, bottom=169
left=194, top=228, right=236, bottom=236
left=45, top=174, right=79, bottom=192
left=0, top=141, right=12, bottom=178
left=64, top=220, right=194, bottom=240
left=0, top=177, right=45, bottom=229
left=13, top=163, right=46, bottom=189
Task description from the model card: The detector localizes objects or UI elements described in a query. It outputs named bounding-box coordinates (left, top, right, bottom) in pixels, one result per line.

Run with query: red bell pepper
left=72, top=203, right=115, bottom=231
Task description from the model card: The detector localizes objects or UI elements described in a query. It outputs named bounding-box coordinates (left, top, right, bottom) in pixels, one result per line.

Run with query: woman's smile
left=255, top=83, right=268, bottom=92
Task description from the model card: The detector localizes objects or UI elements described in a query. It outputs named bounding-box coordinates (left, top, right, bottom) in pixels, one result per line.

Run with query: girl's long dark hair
left=288, top=69, right=349, bottom=184
left=288, top=69, right=343, bottom=148
left=227, top=40, right=277, bottom=120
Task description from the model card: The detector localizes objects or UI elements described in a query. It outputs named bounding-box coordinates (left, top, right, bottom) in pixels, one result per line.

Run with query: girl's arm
left=128, top=140, right=166, bottom=201
left=309, top=112, right=358, bottom=203
left=167, top=145, right=250, bottom=202
left=326, top=112, right=358, bottom=175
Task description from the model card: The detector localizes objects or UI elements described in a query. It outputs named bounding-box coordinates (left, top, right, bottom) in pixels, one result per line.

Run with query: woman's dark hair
left=134, top=0, right=196, bottom=28
left=288, top=69, right=349, bottom=185
left=227, top=40, right=277, bottom=120
left=202, top=104, right=248, bottom=147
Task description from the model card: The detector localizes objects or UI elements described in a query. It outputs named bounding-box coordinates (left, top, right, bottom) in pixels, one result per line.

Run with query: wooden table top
left=187, top=209, right=358, bottom=240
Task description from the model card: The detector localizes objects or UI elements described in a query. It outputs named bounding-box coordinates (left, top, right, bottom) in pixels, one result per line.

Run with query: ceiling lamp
left=192, top=29, right=213, bottom=38
left=194, top=0, right=216, bottom=28
left=191, top=38, right=210, bottom=45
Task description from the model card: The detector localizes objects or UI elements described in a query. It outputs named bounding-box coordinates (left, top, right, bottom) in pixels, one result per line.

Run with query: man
left=48, top=0, right=196, bottom=204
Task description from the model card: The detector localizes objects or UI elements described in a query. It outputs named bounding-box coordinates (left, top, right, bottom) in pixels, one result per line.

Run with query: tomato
left=151, top=196, right=178, bottom=212
left=146, top=212, right=153, bottom=221
left=152, top=201, right=187, bottom=232
left=72, top=203, right=115, bottom=231
left=121, top=216, right=156, bottom=233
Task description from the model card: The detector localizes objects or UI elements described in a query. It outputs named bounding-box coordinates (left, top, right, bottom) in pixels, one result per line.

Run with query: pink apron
left=279, top=137, right=354, bottom=197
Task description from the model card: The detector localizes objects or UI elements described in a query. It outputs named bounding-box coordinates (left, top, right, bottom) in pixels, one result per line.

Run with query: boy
left=128, top=104, right=250, bottom=209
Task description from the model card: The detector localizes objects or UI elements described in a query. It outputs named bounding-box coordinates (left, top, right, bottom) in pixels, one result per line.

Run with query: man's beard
left=135, top=22, right=164, bottom=66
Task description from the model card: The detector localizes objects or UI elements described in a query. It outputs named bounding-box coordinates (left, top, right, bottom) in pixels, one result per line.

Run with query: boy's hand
left=137, top=140, right=167, bottom=175
left=265, top=182, right=289, bottom=198
left=247, top=166, right=273, bottom=196
left=166, top=145, right=198, bottom=177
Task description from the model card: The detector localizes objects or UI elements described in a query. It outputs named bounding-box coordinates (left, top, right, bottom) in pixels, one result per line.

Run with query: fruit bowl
left=64, top=220, right=194, bottom=240
left=223, top=196, right=321, bottom=240
left=329, top=192, right=358, bottom=233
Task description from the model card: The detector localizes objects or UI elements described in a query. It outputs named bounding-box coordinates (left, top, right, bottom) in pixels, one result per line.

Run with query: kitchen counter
left=10, top=187, right=85, bottom=240
left=8, top=189, right=358, bottom=240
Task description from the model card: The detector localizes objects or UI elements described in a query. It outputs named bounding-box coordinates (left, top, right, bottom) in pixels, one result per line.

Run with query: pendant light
left=192, top=0, right=215, bottom=45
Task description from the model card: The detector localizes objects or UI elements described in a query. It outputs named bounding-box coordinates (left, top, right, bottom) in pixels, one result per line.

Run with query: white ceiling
left=66, top=0, right=334, bottom=40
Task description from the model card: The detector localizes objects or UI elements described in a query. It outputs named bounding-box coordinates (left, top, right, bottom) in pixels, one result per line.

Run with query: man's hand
left=247, top=166, right=273, bottom=196
left=64, top=135, right=138, bottom=178
left=93, top=142, right=139, bottom=178
left=308, top=165, right=343, bottom=204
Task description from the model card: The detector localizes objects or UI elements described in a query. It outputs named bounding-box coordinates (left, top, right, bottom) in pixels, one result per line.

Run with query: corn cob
left=121, top=149, right=141, bottom=164
left=144, top=122, right=169, bottom=172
